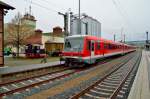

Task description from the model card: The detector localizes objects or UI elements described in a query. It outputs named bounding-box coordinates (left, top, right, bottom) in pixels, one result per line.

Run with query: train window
left=104, top=43, right=106, bottom=49
left=104, top=43, right=108, bottom=49
left=114, top=45, right=116, bottom=49
left=65, top=39, right=71, bottom=48
left=87, top=41, right=91, bottom=51
left=64, top=37, right=84, bottom=52
left=107, top=44, right=112, bottom=49
left=97, top=41, right=100, bottom=50
left=92, top=42, right=94, bottom=51
left=109, top=44, right=113, bottom=49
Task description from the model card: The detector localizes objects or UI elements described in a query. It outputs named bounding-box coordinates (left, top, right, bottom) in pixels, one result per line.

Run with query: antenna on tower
left=25, top=7, right=27, bottom=14
left=29, top=5, right=32, bottom=15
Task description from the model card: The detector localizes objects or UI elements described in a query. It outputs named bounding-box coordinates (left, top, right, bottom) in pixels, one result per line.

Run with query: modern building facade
left=70, top=14, right=101, bottom=37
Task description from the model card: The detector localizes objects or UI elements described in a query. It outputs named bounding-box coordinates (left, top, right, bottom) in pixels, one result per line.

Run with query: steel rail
left=110, top=51, right=141, bottom=99
left=0, top=51, right=137, bottom=98
left=0, top=55, right=115, bottom=97
left=0, top=70, right=78, bottom=97
left=70, top=51, right=139, bottom=99
left=0, top=66, right=69, bottom=86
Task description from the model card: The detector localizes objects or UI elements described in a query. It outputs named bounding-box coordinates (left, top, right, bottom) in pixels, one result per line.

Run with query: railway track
left=0, top=64, right=66, bottom=82
left=0, top=68, right=78, bottom=98
left=1, top=54, right=116, bottom=84
left=70, top=51, right=141, bottom=99
left=0, top=60, right=112, bottom=98
left=0, top=52, right=138, bottom=98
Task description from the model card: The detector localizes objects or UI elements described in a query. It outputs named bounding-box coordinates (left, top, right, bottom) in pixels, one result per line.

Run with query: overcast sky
left=3, top=0, right=150, bottom=41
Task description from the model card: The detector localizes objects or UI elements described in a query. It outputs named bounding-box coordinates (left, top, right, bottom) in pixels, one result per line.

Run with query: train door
left=91, top=41, right=95, bottom=57
left=89, top=41, right=95, bottom=64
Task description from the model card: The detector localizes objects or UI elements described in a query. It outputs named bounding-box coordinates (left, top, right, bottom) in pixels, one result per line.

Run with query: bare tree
left=4, top=12, right=34, bottom=57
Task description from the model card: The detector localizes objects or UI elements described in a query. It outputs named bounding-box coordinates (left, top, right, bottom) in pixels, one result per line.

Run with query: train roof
left=66, top=35, right=134, bottom=47
left=66, top=35, right=88, bottom=38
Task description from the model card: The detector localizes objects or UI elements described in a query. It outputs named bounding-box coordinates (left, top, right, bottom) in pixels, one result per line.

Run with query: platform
left=128, top=50, right=150, bottom=99
left=0, top=61, right=64, bottom=75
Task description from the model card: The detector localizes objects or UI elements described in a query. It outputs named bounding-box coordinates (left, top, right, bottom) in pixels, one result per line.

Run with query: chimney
left=35, top=29, right=42, bottom=34
left=53, top=26, right=62, bottom=36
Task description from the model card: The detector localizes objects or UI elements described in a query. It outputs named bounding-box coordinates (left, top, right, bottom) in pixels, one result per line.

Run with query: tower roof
left=22, top=13, right=36, bottom=21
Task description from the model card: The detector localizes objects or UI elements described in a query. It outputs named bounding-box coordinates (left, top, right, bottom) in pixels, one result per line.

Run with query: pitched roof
left=43, top=32, right=64, bottom=37
left=0, top=1, right=15, bottom=10
left=25, top=33, right=42, bottom=45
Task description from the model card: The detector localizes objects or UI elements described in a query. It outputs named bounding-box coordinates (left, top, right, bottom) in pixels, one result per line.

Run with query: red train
left=61, top=35, right=136, bottom=67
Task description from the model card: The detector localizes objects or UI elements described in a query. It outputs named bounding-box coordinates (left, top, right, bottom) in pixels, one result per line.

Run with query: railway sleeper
left=108, top=75, right=123, bottom=78
left=89, top=89, right=111, bottom=97
left=116, top=94, right=124, bottom=99
left=104, top=79, right=121, bottom=83
left=94, top=87, right=114, bottom=93
left=117, top=89, right=129, bottom=99
left=5, top=85, right=15, bottom=90
left=98, top=84, right=116, bottom=90
left=80, top=93, right=100, bottom=99
left=106, top=77, right=122, bottom=81
left=100, top=82, right=119, bottom=87
left=102, top=81, right=119, bottom=86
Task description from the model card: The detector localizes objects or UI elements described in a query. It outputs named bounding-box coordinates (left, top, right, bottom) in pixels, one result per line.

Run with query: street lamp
left=58, top=12, right=68, bottom=37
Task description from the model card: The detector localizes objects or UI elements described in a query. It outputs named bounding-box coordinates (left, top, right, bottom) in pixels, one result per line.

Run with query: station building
left=42, top=26, right=64, bottom=52
left=3, top=5, right=64, bottom=56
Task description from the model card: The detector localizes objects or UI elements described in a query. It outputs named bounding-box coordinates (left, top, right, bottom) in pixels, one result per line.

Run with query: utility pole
left=79, top=0, right=80, bottom=20
left=70, top=12, right=73, bottom=36
left=78, top=0, right=81, bottom=34
left=58, top=12, right=69, bottom=37
left=124, top=34, right=125, bottom=43
left=114, top=34, right=116, bottom=41
left=146, top=31, right=148, bottom=43
left=121, top=27, right=123, bottom=42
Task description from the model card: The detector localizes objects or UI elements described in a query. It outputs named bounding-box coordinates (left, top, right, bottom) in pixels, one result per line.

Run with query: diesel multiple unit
left=61, top=35, right=136, bottom=67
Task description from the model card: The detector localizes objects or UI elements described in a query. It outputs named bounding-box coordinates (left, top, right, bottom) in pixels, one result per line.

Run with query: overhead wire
left=42, top=0, right=67, bottom=11
left=115, top=0, right=135, bottom=31
left=112, top=0, right=135, bottom=40
left=24, top=0, right=59, bottom=13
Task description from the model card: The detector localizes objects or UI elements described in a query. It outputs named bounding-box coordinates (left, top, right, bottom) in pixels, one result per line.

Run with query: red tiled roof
left=25, top=33, right=42, bottom=45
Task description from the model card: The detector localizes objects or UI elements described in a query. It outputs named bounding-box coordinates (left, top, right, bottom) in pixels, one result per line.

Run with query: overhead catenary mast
left=78, top=0, right=81, bottom=34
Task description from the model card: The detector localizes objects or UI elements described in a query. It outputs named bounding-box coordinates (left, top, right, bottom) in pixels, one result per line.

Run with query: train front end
left=61, top=35, right=85, bottom=67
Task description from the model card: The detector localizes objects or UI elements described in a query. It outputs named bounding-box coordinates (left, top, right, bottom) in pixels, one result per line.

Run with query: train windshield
left=64, top=37, right=84, bottom=52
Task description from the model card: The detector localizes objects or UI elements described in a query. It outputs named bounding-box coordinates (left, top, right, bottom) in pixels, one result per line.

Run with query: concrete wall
left=42, top=34, right=64, bottom=48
